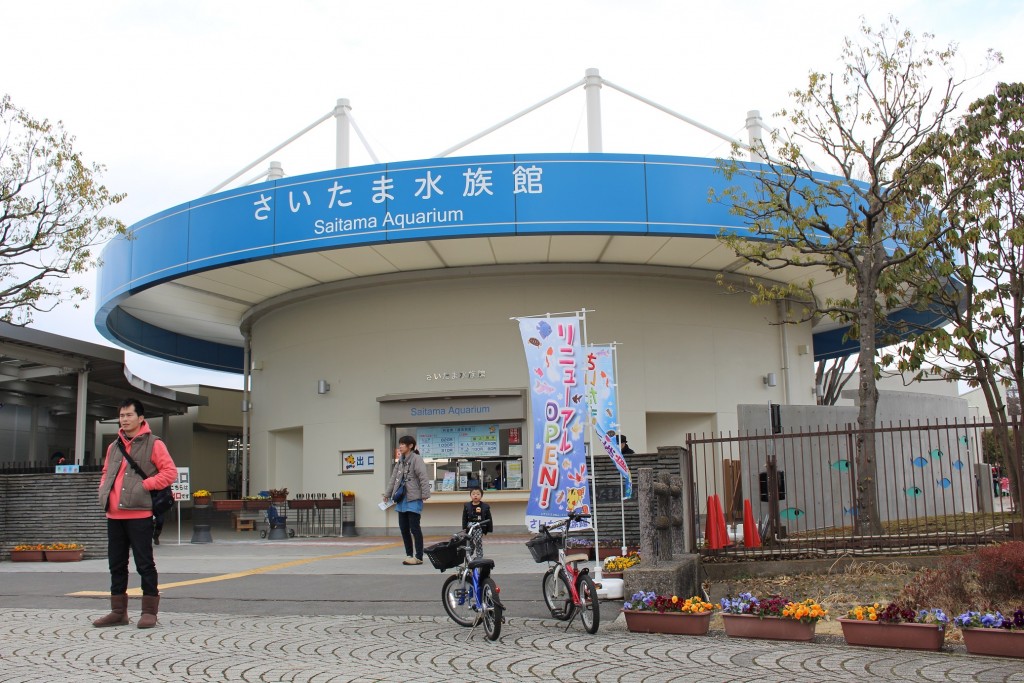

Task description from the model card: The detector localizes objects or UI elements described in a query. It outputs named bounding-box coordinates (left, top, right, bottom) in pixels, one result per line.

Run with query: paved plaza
left=1, top=531, right=1021, bottom=682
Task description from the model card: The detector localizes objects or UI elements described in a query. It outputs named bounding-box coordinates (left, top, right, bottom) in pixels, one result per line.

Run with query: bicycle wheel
left=441, top=572, right=476, bottom=627
left=542, top=566, right=573, bottom=620
left=480, top=577, right=503, bottom=641
left=576, top=573, right=600, bottom=634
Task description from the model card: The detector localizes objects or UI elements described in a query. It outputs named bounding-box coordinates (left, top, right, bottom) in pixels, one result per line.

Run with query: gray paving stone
left=2, top=609, right=1023, bottom=683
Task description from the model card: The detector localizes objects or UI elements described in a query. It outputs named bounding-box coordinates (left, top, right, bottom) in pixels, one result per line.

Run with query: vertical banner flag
left=585, top=346, right=632, bottom=499
left=518, top=317, right=590, bottom=531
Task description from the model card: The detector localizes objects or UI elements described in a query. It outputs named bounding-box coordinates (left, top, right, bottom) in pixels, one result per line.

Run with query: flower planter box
left=193, top=496, right=211, bottom=507
left=10, top=550, right=46, bottom=562
left=838, top=619, right=944, bottom=651
left=44, top=549, right=84, bottom=562
left=213, top=500, right=243, bottom=511
left=602, top=572, right=623, bottom=580
left=245, top=500, right=271, bottom=511
left=623, top=610, right=711, bottom=635
left=721, top=614, right=816, bottom=642
left=288, top=499, right=315, bottom=509
left=961, top=628, right=1024, bottom=658
left=579, top=546, right=638, bottom=561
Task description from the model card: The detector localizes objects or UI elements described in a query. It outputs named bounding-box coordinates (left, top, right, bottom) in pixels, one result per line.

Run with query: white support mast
left=335, top=98, right=351, bottom=168
left=584, top=68, right=603, bottom=153
left=745, top=109, right=764, bottom=162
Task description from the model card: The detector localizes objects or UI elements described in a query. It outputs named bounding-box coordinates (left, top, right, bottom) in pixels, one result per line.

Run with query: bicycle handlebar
left=539, top=510, right=592, bottom=532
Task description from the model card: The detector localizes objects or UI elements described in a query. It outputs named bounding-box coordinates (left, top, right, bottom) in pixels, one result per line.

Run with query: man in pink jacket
left=93, top=398, right=178, bottom=629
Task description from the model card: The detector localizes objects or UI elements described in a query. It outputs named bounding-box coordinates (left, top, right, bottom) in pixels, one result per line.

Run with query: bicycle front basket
left=425, top=537, right=466, bottom=572
left=526, top=531, right=561, bottom=563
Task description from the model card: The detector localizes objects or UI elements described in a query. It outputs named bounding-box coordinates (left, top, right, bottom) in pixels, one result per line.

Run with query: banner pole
left=611, top=342, right=627, bottom=556
left=579, top=310, right=604, bottom=582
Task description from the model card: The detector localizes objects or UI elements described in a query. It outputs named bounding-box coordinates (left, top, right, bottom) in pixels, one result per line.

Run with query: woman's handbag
left=117, top=438, right=176, bottom=516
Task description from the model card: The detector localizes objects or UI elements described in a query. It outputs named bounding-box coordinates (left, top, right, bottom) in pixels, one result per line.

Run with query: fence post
left=679, top=445, right=696, bottom=552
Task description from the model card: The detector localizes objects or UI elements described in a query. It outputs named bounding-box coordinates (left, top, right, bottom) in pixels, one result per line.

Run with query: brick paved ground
left=2, top=608, right=1023, bottom=683
left=1, top=534, right=1021, bottom=682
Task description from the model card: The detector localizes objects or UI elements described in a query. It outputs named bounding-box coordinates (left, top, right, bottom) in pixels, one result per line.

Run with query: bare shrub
left=974, top=541, right=1024, bottom=604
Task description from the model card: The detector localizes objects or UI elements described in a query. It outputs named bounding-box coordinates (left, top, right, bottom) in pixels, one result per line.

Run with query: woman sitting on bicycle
left=461, top=487, right=493, bottom=559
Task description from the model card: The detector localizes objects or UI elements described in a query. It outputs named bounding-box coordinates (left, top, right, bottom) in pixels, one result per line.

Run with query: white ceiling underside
left=117, top=234, right=848, bottom=348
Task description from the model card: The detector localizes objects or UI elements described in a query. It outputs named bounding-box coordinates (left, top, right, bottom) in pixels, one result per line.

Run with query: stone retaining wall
left=0, top=472, right=106, bottom=560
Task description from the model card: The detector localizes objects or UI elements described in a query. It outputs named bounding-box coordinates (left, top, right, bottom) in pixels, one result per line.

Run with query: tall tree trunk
left=854, top=278, right=883, bottom=535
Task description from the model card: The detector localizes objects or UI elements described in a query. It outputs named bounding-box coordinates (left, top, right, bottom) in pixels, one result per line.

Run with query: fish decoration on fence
left=905, top=486, right=924, bottom=497
left=911, top=456, right=930, bottom=468
left=930, top=449, right=944, bottom=459
left=830, top=459, right=851, bottom=472
left=937, top=478, right=952, bottom=489
left=779, top=507, right=805, bottom=520
left=952, top=460, right=965, bottom=471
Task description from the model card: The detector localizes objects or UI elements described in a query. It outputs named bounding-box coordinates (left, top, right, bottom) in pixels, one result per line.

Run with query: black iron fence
left=686, top=419, right=1023, bottom=559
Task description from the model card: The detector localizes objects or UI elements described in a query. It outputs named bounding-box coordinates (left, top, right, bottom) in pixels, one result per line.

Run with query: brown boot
left=137, top=594, right=160, bottom=629
left=92, top=594, right=129, bottom=627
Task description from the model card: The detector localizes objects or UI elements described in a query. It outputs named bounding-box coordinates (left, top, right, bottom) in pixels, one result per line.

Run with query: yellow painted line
left=68, top=541, right=404, bottom=597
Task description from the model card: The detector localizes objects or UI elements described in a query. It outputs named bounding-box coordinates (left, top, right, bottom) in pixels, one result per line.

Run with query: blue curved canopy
left=95, top=152, right=941, bottom=372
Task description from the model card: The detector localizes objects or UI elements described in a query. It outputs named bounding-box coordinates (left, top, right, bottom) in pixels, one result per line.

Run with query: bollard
left=342, top=494, right=357, bottom=536
left=190, top=501, right=214, bottom=544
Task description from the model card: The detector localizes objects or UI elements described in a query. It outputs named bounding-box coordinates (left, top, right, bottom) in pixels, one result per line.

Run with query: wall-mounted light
left=317, top=380, right=331, bottom=395
left=763, top=372, right=777, bottom=388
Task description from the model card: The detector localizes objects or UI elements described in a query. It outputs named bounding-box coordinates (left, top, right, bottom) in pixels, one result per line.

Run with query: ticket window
left=394, top=422, right=527, bottom=492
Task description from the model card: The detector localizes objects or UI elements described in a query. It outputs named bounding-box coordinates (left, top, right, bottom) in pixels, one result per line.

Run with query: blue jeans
left=397, top=510, right=423, bottom=559
left=107, top=517, right=159, bottom=596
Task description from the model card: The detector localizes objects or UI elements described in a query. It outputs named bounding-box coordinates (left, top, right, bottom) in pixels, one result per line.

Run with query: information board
left=418, top=424, right=500, bottom=459
left=171, top=466, right=191, bottom=501
left=341, top=450, right=375, bottom=473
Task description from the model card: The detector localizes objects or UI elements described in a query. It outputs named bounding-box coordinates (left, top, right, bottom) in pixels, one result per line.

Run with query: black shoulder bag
left=116, top=437, right=176, bottom=516
left=391, top=459, right=407, bottom=503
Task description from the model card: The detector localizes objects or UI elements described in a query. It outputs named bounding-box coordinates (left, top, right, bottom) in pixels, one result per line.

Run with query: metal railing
left=686, top=419, right=1022, bottom=559
left=0, top=461, right=102, bottom=474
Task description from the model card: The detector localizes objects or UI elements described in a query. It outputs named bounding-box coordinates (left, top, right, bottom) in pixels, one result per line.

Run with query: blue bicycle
left=425, top=521, right=505, bottom=640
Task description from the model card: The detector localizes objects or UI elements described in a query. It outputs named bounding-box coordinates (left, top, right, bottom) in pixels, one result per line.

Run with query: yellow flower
left=193, top=489, right=212, bottom=498
left=784, top=599, right=826, bottom=623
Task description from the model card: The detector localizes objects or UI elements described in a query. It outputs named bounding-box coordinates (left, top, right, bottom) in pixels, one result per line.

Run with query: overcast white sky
left=6, top=0, right=1024, bottom=390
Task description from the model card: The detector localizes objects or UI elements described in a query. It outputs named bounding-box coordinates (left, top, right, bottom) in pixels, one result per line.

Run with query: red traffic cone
left=705, top=494, right=731, bottom=549
left=742, top=498, right=762, bottom=548
left=714, top=494, right=732, bottom=548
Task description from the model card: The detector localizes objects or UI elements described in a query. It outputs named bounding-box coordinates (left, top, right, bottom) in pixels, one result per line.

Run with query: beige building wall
left=246, top=266, right=817, bottom=533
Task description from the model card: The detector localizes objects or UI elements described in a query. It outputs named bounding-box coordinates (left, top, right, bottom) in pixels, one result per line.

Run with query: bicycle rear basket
left=526, top=530, right=561, bottom=563
left=425, top=536, right=466, bottom=571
